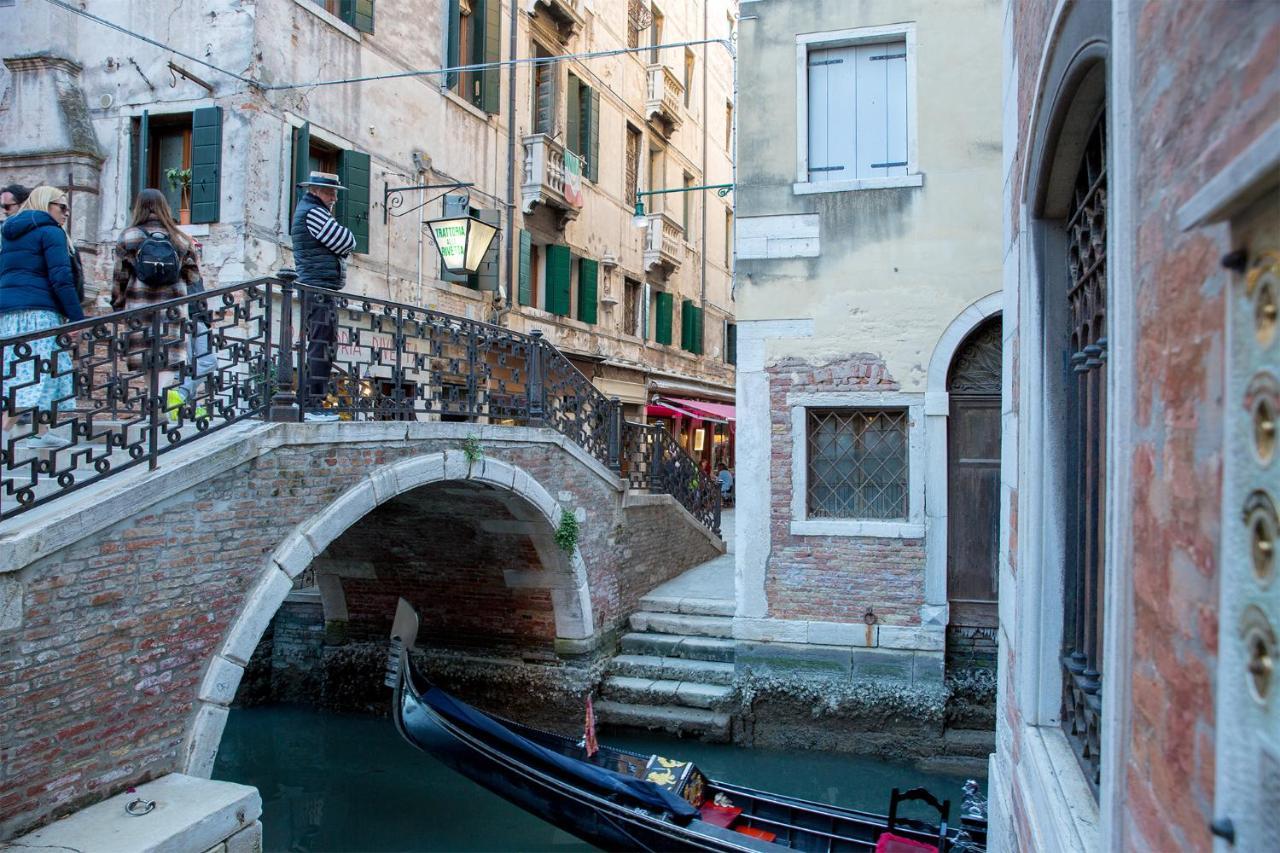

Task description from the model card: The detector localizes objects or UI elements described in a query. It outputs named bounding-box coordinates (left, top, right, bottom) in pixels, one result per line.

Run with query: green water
left=214, top=704, right=978, bottom=852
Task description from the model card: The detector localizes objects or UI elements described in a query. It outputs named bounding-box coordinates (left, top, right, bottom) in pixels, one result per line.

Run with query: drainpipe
left=502, top=0, right=520, bottom=325
left=700, top=0, right=708, bottom=335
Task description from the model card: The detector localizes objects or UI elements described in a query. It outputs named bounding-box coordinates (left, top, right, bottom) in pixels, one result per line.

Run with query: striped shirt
left=305, top=205, right=356, bottom=257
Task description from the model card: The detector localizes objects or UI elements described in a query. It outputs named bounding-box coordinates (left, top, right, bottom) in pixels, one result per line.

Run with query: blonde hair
left=21, top=185, right=74, bottom=250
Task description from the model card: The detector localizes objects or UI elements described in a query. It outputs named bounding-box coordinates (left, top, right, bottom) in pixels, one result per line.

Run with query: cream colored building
left=0, top=0, right=737, bottom=414
left=733, top=0, right=1003, bottom=687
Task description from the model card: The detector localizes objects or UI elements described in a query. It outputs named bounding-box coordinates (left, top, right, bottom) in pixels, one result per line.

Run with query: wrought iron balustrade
left=2, top=274, right=722, bottom=538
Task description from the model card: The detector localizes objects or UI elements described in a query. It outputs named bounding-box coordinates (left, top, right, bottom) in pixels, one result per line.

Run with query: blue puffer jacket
left=0, top=211, right=84, bottom=321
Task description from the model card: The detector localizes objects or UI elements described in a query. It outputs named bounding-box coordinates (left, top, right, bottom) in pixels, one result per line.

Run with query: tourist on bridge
left=111, top=188, right=204, bottom=422
left=291, top=171, right=355, bottom=424
left=0, top=186, right=83, bottom=449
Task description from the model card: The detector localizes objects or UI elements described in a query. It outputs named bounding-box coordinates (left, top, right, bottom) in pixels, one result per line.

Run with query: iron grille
left=806, top=409, right=908, bottom=520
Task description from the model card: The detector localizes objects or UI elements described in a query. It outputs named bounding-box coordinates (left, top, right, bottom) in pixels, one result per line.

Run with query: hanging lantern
left=426, top=214, right=499, bottom=275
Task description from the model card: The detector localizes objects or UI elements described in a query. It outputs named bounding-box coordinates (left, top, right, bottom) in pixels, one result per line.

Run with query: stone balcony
left=524, top=0, right=584, bottom=40
left=522, top=133, right=580, bottom=225
left=644, top=210, right=684, bottom=273
left=645, top=64, right=684, bottom=135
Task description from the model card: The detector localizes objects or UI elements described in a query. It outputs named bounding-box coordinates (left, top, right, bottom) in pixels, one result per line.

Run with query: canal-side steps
left=596, top=515, right=738, bottom=742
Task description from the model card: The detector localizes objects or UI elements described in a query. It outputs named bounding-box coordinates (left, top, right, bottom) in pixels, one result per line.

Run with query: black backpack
left=135, top=230, right=181, bottom=288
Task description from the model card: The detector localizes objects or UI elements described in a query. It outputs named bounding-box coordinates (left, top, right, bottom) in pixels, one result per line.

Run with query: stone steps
left=610, top=653, right=736, bottom=686
left=601, top=676, right=734, bottom=710
left=628, top=610, right=734, bottom=639
left=638, top=593, right=735, bottom=617
left=594, top=699, right=732, bottom=743
left=619, top=632, right=736, bottom=663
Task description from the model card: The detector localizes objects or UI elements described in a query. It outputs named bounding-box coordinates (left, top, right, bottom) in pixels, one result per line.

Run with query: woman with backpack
left=0, top=185, right=85, bottom=449
left=111, top=188, right=204, bottom=421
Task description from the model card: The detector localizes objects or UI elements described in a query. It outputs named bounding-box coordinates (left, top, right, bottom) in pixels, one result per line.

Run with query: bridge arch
left=183, top=450, right=593, bottom=776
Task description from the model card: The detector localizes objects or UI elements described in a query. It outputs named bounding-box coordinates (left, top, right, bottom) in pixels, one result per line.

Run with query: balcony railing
left=521, top=133, right=580, bottom=222
left=644, top=210, right=685, bottom=272
left=1, top=274, right=720, bottom=536
left=645, top=64, right=684, bottom=133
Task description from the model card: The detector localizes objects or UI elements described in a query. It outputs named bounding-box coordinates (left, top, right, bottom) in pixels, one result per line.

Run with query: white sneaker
left=21, top=432, right=72, bottom=450
left=303, top=411, right=341, bottom=423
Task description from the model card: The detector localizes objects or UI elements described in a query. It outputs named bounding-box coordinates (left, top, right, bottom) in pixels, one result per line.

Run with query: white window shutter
left=807, top=47, right=854, bottom=182
left=854, top=44, right=888, bottom=178
left=884, top=44, right=909, bottom=176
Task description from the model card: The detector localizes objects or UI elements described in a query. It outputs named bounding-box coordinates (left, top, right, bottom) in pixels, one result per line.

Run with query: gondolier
left=291, top=171, right=356, bottom=423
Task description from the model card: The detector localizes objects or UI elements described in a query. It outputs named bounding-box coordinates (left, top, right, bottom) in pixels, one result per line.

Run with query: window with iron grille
left=806, top=409, right=908, bottom=519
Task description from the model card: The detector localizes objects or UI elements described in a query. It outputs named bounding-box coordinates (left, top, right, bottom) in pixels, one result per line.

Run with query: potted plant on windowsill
left=166, top=167, right=193, bottom=224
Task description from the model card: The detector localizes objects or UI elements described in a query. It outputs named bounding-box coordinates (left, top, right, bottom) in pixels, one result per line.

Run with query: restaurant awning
left=650, top=397, right=736, bottom=423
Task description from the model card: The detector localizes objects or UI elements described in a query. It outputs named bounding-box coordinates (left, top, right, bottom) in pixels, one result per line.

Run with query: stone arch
left=182, top=450, right=593, bottom=777
left=922, top=292, right=1003, bottom=621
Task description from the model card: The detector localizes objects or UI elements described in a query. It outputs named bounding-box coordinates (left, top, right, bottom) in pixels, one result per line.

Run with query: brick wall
left=0, top=428, right=719, bottom=839
left=764, top=355, right=924, bottom=625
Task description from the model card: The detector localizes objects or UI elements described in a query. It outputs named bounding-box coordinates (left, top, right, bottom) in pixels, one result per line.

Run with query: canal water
left=214, top=704, right=980, bottom=852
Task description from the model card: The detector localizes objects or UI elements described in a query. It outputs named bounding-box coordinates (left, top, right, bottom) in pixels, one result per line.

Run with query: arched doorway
left=946, top=316, right=1003, bottom=651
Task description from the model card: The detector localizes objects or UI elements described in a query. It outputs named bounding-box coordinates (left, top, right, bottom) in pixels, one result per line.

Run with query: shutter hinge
left=808, top=59, right=844, bottom=67
left=869, top=161, right=908, bottom=169
left=808, top=166, right=846, bottom=172
left=870, top=53, right=907, bottom=61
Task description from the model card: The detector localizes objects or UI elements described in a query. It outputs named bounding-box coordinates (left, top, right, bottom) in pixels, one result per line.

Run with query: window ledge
left=178, top=223, right=211, bottom=238
left=441, top=88, right=493, bottom=122
left=790, top=519, right=925, bottom=539
left=292, top=0, right=361, bottom=41
left=793, top=174, right=924, bottom=195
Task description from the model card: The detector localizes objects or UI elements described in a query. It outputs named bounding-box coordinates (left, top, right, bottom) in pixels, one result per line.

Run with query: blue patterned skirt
left=0, top=309, right=75, bottom=412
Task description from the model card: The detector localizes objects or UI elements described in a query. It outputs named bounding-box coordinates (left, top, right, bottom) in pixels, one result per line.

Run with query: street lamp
left=630, top=184, right=733, bottom=228
left=632, top=200, right=648, bottom=228
left=427, top=214, right=500, bottom=275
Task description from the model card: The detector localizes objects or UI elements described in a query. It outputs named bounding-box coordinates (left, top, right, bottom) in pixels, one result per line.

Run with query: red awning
left=657, top=397, right=735, bottom=423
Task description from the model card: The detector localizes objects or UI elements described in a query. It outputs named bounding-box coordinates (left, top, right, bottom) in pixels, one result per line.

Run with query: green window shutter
left=546, top=244, right=572, bottom=316
left=131, top=110, right=150, bottom=204
left=476, top=209, right=501, bottom=292
left=577, top=258, right=598, bottom=324
left=655, top=291, right=673, bottom=345
left=291, top=122, right=311, bottom=217
left=726, top=322, right=737, bottom=364
left=444, top=0, right=460, bottom=89
left=336, top=149, right=371, bottom=255
left=566, top=74, right=581, bottom=156
left=189, top=106, right=222, bottom=224
left=480, top=0, right=501, bottom=113
left=587, top=87, right=600, bottom=182
left=518, top=229, right=532, bottom=306
left=340, top=0, right=375, bottom=33
left=680, top=298, right=694, bottom=350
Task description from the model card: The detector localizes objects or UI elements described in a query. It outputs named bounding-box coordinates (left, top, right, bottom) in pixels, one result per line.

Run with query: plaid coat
left=111, top=221, right=202, bottom=370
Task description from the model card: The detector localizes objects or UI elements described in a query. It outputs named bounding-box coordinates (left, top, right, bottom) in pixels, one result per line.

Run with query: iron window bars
left=806, top=408, right=909, bottom=520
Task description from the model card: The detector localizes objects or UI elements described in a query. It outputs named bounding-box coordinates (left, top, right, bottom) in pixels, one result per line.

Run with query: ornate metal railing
left=2, top=273, right=721, bottom=537
left=621, top=420, right=722, bottom=534
left=1, top=278, right=275, bottom=518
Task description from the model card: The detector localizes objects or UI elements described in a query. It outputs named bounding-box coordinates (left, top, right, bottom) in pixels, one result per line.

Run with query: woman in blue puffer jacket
left=0, top=185, right=85, bottom=448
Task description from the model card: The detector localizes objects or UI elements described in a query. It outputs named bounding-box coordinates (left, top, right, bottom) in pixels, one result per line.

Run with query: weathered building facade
left=0, top=0, right=737, bottom=414
left=732, top=0, right=1003, bottom=709
left=991, top=0, right=1279, bottom=850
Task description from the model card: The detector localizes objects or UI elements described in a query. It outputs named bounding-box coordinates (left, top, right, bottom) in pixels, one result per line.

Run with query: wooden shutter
left=655, top=291, right=673, bottom=345
left=566, top=74, right=581, bottom=156
left=883, top=46, right=909, bottom=177
left=625, top=125, right=641, bottom=206
left=476, top=209, right=501, bottom=291
left=445, top=0, right=460, bottom=89
left=518, top=229, right=532, bottom=306
left=480, top=0, right=501, bottom=113
left=545, top=244, right=572, bottom=316
left=337, top=148, right=371, bottom=254
left=291, top=121, right=310, bottom=215
left=577, top=258, right=598, bottom=324
left=726, top=322, right=737, bottom=365
left=680, top=298, right=694, bottom=350
left=131, top=110, right=150, bottom=204
left=694, top=305, right=704, bottom=355
left=586, top=87, right=600, bottom=182
left=854, top=44, right=887, bottom=178
left=806, top=46, right=853, bottom=183
left=189, top=106, right=222, bottom=224
left=341, top=0, right=375, bottom=33
left=641, top=281, right=651, bottom=340
left=440, top=194, right=470, bottom=283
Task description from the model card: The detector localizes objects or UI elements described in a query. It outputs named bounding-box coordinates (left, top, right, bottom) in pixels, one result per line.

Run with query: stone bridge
left=0, top=420, right=722, bottom=839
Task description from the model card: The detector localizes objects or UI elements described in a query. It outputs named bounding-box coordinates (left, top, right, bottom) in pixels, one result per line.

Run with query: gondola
left=387, top=599, right=987, bottom=852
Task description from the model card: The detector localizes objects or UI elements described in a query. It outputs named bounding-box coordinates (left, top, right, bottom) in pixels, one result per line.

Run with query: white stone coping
left=732, top=616, right=944, bottom=651
left=0, top=420, right=626, bottom=574
left=6, top=772, right=260, bottom=853
left=792, top=174, right=924, bottom=194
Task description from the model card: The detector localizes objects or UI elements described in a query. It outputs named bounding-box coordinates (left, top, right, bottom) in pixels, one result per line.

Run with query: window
left=567, top=73, right=601, bottom=182
left=682, top=172, right=695, bottom=235
left=654, top=290, right=673, bottom=345
left=290, top=122, right=370, bottom=254
left=446, top=0, right=500, bottom=113
left=131, top=108, right=223, bottom=224
left=798, top=25, right=918, bottom=191
left=649, top=7, right=664, bottom=64
left=625, top=125, right=642, bottom=207
left=806, top=409, right=908, bottom=520
left=627, top=0, right=645, bottom=50
left=725, top=101, right=733, bottom=153
left=545, top=244, right=573, bottom=317
left=684, top=49, right=695, bottom=107
left=725, top=210, right=733, bottom=269
left=312, top=0, right=339, bottom=14
left=680, top=299, right=703, bottom=354
left=577, top=257, right=598, bottom=324
left=624, top=278, right=642, bottom=336
left=532, top=44, right=557, bottom=134
left=308, top=0, right=374, bottom=33
left=648, top=148, right=663, bottom=210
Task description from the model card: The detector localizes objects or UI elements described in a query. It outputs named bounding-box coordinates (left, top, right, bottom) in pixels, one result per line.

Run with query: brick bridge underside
left=0, top=421, right=722, bottom=839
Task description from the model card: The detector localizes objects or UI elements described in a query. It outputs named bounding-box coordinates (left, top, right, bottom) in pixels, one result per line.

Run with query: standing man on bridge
left=291, top=171, right=355, bottom=423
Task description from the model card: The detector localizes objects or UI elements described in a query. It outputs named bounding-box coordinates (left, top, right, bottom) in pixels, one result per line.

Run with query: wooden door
left=946, top=317, right=1003, bottom=629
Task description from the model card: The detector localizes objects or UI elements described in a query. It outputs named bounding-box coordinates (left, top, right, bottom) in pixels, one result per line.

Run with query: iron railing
left=2, top=273, right=721, bottom=536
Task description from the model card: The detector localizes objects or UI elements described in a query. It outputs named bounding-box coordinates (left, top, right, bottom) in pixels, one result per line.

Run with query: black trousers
left=304, top=291, right=337, bottom=410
